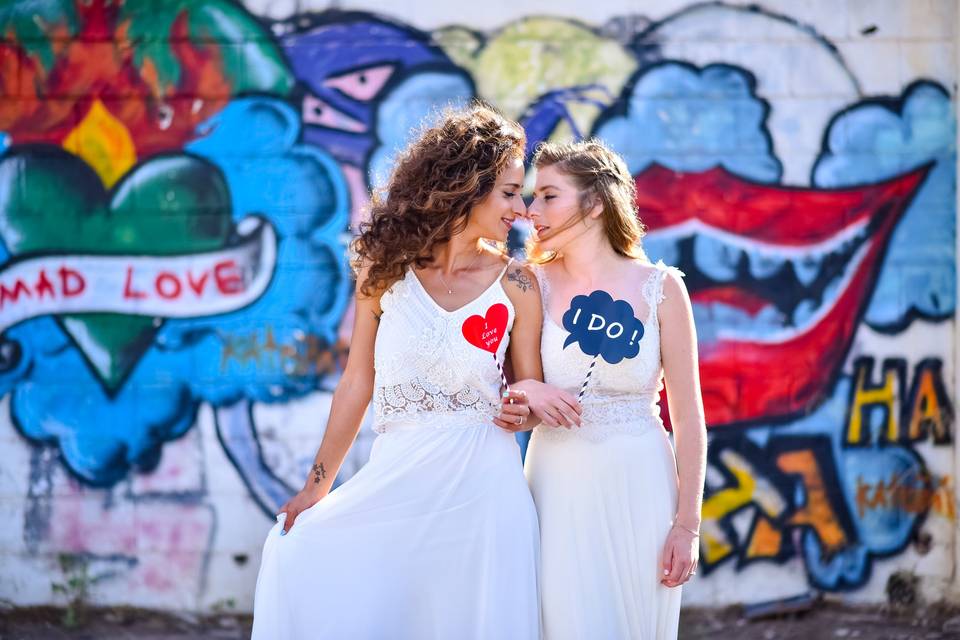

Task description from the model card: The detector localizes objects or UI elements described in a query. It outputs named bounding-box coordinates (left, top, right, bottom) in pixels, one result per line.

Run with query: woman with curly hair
left=251, top=104, right=543, bottom=639
left=517, top=139, right=707, bottom=639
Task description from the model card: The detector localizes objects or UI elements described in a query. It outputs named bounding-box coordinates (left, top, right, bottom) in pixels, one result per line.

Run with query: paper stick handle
left=494, top=353, right=509, bottom=393
left=578, top=355, right=599, bottom=402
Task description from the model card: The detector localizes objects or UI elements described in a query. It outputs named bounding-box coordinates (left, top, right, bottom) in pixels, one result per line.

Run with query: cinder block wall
left=0, top=0, right=955, bottom=611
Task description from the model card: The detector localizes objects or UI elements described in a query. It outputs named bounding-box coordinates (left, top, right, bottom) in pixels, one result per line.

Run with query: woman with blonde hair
left=251, top=104, right=543, bottom=639
left=515, top=138, right=707, bottom=639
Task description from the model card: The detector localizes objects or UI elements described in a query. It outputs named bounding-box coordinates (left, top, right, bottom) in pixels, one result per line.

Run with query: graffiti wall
left=0, top=0, right=955, bottom=611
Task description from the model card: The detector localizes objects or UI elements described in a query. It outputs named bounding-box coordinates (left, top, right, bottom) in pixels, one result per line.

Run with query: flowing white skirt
left=525, top=424, right=681, bottom=640
left=251, top=417, right=541, bottom=640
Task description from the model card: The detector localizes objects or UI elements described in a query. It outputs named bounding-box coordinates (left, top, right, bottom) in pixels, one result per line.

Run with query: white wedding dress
left=252, top=259, right=540, bottom=639
left=525, top=260, right=683, bottom=640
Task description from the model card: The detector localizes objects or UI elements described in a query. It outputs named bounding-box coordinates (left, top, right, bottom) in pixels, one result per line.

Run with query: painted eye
left=324, top=64, right=395, bottom=101
left=302, top=94, right=366, bottom=133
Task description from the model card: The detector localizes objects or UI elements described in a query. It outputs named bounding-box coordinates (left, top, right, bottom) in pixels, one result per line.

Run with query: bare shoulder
left=657, top=265, right=692, bottom=326
left=504, top=262, right=537, bottom=294
left=500, top=260, right=541, bottom=315
left=663, top=267, right=687, bottom=296
left=500, top=255, right=539, bottom=291
left=352, top=259, right=385, bottom=314
left=659, top=264, right=689, bottom=302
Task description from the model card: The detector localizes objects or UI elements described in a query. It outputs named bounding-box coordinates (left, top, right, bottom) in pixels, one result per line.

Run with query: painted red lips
left=636, top=163, right=931, bottom=428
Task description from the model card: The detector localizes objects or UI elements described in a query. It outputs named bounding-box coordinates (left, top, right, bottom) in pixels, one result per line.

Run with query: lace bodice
left=530, top=260, right=684, bottom=442
left=372, top=260, right=515, bottom=433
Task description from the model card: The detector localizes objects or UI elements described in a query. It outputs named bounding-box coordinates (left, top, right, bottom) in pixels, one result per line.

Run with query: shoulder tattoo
left=507, top=267, right=533, bottom=293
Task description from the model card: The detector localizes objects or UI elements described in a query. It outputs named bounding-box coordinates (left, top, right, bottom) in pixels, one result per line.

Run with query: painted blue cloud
left=593, top=62, right=782, bottom=182
left=801, top=532, right=870, bottom=591
left=839, top=447, right=925, bottom=554
left=367, top=71, right=473, bottom=189
left=10, top=350, right=194, bottom=486
left=178, top=97, right=352, bottom=401
left=1, top=97, right=351, bottom=484
left=813, top=81, right=955, bottom=327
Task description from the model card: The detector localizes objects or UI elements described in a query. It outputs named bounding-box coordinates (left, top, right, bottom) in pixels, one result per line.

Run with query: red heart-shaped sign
left=461, top=303, right=509, bottom=354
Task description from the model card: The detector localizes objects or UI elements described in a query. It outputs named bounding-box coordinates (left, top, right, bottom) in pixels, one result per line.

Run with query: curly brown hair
left=352, top=103, right=526, bottom=297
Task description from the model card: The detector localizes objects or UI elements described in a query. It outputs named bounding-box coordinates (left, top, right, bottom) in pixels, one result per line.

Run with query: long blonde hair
left=527, top=139, right=646, bottom=264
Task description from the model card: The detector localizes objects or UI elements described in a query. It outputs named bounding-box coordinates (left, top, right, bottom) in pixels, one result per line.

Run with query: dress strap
left=528, top=262, right=550, bottom=307
left=645, top=260, right=686, bottom=306
left=496, top=256, right=514, bottom=280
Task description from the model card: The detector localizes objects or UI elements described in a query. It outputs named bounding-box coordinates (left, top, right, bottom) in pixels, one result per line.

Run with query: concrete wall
left=0, top=0, right=955, bottom=612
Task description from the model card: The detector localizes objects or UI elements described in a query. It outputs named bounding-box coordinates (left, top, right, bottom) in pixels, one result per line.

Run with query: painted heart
left=461, top=303, right=509, bottom=354
left=0, top=145, right=234, bottom=391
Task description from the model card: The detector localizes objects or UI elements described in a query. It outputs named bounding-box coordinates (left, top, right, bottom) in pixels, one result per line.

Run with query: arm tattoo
left=507, top=268, right=532, bottom=293
left=311, top=463, right=327, bottom=484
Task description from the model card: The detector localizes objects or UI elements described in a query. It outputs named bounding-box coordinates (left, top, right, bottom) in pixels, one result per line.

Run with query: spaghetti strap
left=529, top=263, right=550, bottom=308
left=496, top=256, right=514, bottom=280
left=649, top=259, right=686, bottom=305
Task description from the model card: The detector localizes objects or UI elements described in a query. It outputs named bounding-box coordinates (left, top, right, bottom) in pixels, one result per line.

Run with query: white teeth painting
left=677, top=215, right=877, bottom=339
left=792, top=254, right=820, bottom=287
left=692, top=233, right=740, bottom=282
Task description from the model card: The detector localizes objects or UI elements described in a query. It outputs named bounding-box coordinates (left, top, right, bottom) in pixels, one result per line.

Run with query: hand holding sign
left=562, top=290, right=644, bottom=399
left=462, top=303, right=510, bottom=391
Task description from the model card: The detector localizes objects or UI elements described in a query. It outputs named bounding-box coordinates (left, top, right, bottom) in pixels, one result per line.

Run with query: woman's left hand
left=660, top=522, right=700, bottom=587
left=493, top=389, right=537, bottom=432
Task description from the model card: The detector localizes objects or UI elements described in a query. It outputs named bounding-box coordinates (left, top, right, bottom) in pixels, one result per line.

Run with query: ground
left=1, top=603, right=959, bottom=639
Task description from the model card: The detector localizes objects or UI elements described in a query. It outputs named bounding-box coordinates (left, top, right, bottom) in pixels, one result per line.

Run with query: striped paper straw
left=494, top=353, right=509, bottom=393
left=578, top=355, right=599, bottom=402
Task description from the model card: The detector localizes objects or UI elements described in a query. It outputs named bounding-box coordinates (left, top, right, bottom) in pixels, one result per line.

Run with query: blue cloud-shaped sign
left=562, top=290, right=644, bottom=364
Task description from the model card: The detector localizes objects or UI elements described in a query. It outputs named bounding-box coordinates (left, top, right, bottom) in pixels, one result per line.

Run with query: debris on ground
left=1, top=602, right=959, bottom=639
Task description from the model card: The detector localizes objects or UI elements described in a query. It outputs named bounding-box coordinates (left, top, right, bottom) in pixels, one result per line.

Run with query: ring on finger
left=515, top=415, right=524, bottom=424
left=509, top=397, right=515, bottom=404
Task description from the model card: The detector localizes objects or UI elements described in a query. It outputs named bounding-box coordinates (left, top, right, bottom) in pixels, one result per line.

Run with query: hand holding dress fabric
left=277, top=485, right=325, bottom=535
